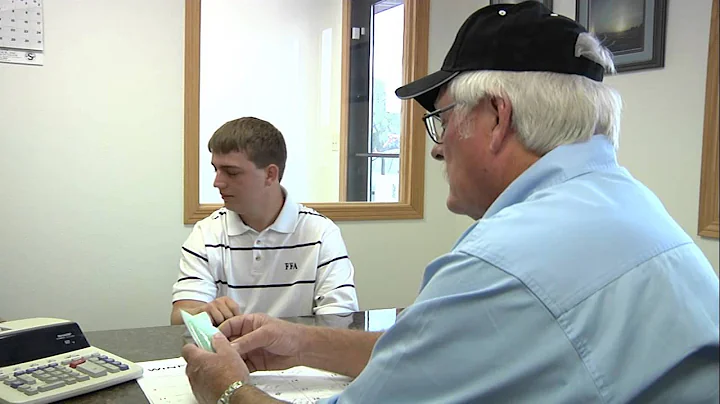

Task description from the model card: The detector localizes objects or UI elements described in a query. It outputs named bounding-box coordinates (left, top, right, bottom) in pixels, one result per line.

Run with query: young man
left=171, top=117, right=359, bottom=325
left=181, top=3, right=719, bottom=403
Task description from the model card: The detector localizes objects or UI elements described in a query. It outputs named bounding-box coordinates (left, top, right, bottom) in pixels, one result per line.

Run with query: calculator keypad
left=0, top=352, right=131, bottom=396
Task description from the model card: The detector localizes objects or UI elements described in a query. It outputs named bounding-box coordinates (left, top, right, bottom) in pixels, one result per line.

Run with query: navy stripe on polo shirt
left=172, top=192, right=359, bottom=317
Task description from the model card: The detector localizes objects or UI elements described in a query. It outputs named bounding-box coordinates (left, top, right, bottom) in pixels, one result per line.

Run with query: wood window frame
left=183, top=0, right=429, bottom=224
left=698, top=0, right=719, bottom=239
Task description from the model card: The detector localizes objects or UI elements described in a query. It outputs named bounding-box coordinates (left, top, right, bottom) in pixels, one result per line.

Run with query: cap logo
left=498, top=10, right=507, bottom=16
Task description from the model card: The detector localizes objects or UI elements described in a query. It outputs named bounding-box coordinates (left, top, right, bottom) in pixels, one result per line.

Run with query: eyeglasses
left=422, top=103, right=456, bottom=144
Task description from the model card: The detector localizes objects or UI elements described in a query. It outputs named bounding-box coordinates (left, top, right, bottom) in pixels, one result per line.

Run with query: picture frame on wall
left=489, top=0, right=553, bottom=9
left=576, top=0, right=667, bottom=73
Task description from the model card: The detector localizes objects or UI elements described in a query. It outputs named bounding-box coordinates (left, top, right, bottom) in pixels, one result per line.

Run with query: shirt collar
left=483, top=135, right=619, bottom=219
left=269, top=188, right=300, bottom=233
left=226, top=187, right=300, bottom=236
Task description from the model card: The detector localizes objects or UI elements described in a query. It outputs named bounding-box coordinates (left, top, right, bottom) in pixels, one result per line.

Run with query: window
left=184, top=0, right=429, bottom=223
left=346, top=0, right=404, bottom=202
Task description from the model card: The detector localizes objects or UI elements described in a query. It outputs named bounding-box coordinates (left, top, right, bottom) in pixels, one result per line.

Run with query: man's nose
left=213, top=174, right=226, bottom=189
left=431, top=144, right=444, bottom=161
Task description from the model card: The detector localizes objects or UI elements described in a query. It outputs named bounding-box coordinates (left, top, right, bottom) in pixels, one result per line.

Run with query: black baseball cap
left=395, top=1, right=605, bottom=112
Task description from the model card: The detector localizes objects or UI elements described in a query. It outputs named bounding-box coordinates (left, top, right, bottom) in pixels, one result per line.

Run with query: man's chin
left=446, top=196, right=464, bottom=216
left=224, top=204, right=242, bottom=214
left=447, top=196, right=483, bottom=220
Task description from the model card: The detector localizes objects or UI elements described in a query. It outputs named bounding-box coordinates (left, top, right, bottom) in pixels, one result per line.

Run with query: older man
left=181, top=3, right=719, bottom=403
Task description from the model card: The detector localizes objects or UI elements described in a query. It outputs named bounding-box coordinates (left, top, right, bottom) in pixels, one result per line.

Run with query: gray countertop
left=62, top=325, right=188, bottom=403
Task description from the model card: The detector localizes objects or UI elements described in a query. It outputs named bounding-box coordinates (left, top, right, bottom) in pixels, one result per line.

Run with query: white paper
left=136, top=357, right=351, bottom=404
left=137, top=358, right=196, bottom=404
left=365, top=308, right=397, bottom=332
left=0, top=47, right=42, bottom=64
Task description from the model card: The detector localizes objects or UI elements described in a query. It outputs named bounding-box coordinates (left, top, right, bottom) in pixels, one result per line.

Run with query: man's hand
left=217, top=313, right=380, bottom=379
left=182, top=332, right=249, bottom=404
left=221, top=314, right=307, bottom=372
left=203, top=296, right=242, bottom=325
left=172, top=297, right=241, bottom=326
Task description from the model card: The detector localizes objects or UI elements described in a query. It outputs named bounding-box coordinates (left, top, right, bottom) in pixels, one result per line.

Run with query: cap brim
left=395, top=70, right=459, bottom=112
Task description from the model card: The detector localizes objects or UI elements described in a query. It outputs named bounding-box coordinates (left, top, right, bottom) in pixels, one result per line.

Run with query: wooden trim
left=401, top=0, right=428, bottom=218
left=698, top=0, right=720, bottom=239
left=338, top=0, right=350, bottom=202
left=184, top=0, right=429, bottom=223
left=184, top=0, right=201, bottom=224
left=190, top=201, right=423, bottom=222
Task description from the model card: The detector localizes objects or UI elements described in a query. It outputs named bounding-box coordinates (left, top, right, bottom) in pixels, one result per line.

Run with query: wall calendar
left=0, top=0, right=44, bottom=65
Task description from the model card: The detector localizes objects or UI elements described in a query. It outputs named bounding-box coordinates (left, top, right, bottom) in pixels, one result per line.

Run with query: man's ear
left=489, top=97, right=514, bottom=154
left=265, top=164, right=280, bottom=185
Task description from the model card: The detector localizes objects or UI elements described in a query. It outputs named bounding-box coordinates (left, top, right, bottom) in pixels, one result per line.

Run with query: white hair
left=448, top=33, right=623, bottom=154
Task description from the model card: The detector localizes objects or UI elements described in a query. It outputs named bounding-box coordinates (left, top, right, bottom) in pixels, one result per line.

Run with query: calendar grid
left=0, top=0, right=44, bottom=52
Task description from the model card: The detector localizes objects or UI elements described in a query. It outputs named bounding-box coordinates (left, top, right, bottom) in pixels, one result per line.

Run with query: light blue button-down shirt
left=322, top=136, right=719, bottom=403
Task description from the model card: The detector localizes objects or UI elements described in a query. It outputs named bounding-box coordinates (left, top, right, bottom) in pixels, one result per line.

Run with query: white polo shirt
left=172, top=193, right=359, bottom=318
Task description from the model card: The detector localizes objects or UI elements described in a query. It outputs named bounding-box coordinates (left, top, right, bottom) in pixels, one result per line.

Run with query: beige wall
left=553, top=0, right=719, bottom=272
left=608, top=0, right=719, bottom=273
left=0, top=0, right=716, bottom=332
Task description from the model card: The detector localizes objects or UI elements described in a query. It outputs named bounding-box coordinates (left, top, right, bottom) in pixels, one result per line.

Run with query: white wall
left=0, top=0, right=716, bottom=332
left=0, top=0, right=186, bottom=331
left=198, top=0, right=343, bottom=204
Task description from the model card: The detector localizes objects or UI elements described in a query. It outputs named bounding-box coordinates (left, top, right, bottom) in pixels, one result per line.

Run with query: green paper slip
left=181, top=310, right=221, bottom=352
